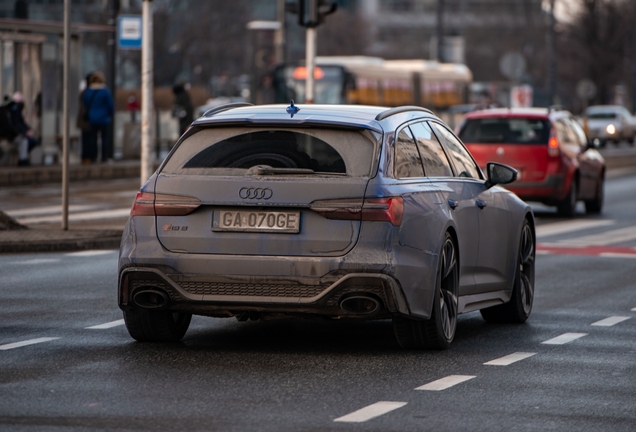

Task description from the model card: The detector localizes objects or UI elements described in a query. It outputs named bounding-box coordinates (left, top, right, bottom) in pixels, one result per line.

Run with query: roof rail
left=202, top=102, right=254, bottom=118
left=375, top=106, right=434, bottom=121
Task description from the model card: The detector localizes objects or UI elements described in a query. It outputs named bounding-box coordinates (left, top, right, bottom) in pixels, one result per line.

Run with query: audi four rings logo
left=239, top=187, right=273, bottom=200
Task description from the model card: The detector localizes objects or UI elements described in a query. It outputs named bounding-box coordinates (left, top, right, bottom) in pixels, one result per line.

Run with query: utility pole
left=275, top=0, right=286, bottom=64
left=306, top=27, right=316, bottom=104
left=108, top=0, right=120, bottom=161
left=548, top=0, right=557, bottom=104
left=436, top=0, right=445, bottom=62
left=61, top=0, right=70, bottom=230
left=141, top=0, right=154, bottom=185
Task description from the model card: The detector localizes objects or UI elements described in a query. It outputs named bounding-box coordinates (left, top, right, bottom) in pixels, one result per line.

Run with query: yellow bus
left=273, top=56, right=472, bottom=110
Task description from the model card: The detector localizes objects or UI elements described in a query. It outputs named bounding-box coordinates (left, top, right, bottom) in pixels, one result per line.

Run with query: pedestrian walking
left=172, top=82, right=194, bottom=135
left=77, top=72, right=94, bottom=164
left=82, top=71, right=114, bottom=163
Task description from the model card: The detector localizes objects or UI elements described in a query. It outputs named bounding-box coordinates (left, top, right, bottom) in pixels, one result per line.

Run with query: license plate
left=212, top=209, right=300, bottom=233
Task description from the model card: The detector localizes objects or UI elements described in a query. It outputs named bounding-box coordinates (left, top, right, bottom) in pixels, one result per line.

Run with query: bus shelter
left=0, top=18, right=113, bottom=165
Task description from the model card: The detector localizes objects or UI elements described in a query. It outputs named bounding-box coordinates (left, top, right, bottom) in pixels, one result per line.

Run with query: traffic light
left=287, top=0, right=338, bottom=28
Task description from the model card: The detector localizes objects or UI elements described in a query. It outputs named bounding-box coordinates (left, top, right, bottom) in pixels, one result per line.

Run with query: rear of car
left=459, top=108, right=605, bottom=216
left=459, top=111, right=565, bottom=202
left=119, top=111, right=412, bottom=339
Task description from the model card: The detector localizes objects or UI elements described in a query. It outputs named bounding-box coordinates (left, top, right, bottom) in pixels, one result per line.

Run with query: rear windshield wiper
left=246, top=165, right=315, bottom=176
left=245, top=165, right=346, bottom=176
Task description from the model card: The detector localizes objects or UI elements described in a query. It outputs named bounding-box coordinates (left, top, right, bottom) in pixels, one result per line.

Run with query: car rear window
left=459, top=118, right=550, bottom=144
left=586, top=112, right=617, bottom=119
left=161, top=127, right=379, bottom=177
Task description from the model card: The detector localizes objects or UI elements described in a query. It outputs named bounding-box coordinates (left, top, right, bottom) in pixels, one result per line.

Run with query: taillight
left=310, top=197, right=403, bottom=226
left=548, top=129, right=560, bottom=157
left=130, top=192, right=201, bottom=217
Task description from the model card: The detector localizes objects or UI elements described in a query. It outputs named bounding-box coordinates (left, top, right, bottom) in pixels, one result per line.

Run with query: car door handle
left=448, top=199, right=459, bottom=210
left=476, top=199, right=487, bottom=209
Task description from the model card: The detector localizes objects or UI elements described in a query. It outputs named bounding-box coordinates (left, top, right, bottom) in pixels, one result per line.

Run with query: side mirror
left=485, top=162, right=518, bottom=189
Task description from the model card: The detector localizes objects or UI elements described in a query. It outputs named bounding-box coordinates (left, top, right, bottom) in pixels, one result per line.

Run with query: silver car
left=119, top=103, right=535, bottom=349
left=583, top=105, right=636, bottom=146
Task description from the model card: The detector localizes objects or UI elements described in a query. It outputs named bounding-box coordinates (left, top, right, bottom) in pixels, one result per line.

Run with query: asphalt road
left=1, top=172, right=636, bottom=431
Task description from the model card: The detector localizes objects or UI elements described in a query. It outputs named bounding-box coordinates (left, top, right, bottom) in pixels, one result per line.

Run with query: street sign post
left=118, top=15, right=142, bottom=50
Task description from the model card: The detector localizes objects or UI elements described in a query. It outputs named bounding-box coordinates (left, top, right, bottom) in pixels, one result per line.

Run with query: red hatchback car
left=458, top=108, right=605, bottom=216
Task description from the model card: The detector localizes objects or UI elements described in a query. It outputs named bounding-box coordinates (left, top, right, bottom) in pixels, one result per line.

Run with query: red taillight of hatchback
left=548, top=130, right=560, bottom=158
left=310, top=197, right=404, bottom=226
left=130, top=192, right=201, bottom=217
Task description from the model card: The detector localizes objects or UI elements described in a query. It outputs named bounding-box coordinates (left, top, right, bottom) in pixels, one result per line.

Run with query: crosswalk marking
left=542, top=333, right=588, bottom=345
left=632, top=307, right=636, bottom=312
left=415, top=375, right=476, bottom=391
left=86, top=319, right=125, bottom=329
left=334, top=401, right=407, bottom=423
left=557, top=226, right=636, bottom=246
left=17, top=208, right=131, bottom=224
left=535, top=219, right=615, bottom=239
left=0, top=337, right=60, bottom=351
left=484, top=352, right=536, bottom=366
left=5, top=204, right=101, bottom=218
left=591, top=316, right=631, bottom=326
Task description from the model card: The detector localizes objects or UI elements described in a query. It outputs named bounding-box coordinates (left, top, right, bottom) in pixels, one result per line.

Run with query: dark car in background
left=459, top=108, right=606, bottom=216
left=119, top=103, right=535, bottom=350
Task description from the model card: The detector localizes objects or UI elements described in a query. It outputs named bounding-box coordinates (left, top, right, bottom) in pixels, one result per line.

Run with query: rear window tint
left=161, top=127, right=379, bottom=177
left=459, top=118, right=550, bottom=144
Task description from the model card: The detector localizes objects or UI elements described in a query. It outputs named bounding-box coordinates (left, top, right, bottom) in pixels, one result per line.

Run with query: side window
left=556, top=119, right=576, bottom=145
left=408, top=122, right=453, bottom=177
left=429, top=122, right=481, bottom=179
left=567, top=118, right=588, bottom=147
left=394, top=127, right=425, bottom=178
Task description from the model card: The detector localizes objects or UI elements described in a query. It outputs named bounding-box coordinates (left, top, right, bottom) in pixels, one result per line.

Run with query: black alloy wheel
left=481, top=219, right=535, bottom=323
left=124, top=309, right=192, bottom=342
left=393, top=232, right=459, bottom=350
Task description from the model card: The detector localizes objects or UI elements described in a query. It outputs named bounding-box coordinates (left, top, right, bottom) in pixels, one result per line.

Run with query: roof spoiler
left=375, top=106, right=434, bottom=121
left=202, top=102, right=254, bottom=118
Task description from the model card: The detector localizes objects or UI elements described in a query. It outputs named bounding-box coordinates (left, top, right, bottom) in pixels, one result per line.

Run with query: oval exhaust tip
left=340, top=295, right=380, bottom=315
left=133, top=290, right=169, bottom=309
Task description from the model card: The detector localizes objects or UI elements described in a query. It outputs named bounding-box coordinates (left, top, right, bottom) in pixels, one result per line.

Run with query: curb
left=0, top=231, right=122, bottom=254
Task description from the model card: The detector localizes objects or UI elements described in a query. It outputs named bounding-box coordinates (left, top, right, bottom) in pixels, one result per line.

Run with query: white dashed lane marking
left=632, top=307, right=636, bottom=312
left=591, top=316, right=631, bottom=326
left=0, top=337, right=60, bottom=351
left=13, top=258, right=61, bottom=265
left=415, top=375, right=476, bottom=391
left=484, top=352, right=536, bottom=366
left=542, top=333, right=588, bottom=345
left=86, top=319, right=125, bottom=329
left=66, top=250, right=116, bottom=257
left=334, top=401, right=407, bottom=423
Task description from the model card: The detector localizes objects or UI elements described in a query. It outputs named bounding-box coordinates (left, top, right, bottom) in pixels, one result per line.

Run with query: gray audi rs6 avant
left=119, top=103, right=536, bottom=349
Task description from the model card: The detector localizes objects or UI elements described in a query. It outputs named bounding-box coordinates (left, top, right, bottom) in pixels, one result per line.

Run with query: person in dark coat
left=82, top=71, right=114, bottom=163
left=78, top=72, right=94, bottom=164
left=172, top=82, right=194, bottom=135
left=8, top=92, right=38, bottom=166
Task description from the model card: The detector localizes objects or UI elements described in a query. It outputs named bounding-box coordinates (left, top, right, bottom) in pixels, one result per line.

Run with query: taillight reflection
left=310, top=197, right=403, bottom=226
left=130, top=192, right=201, bottom=217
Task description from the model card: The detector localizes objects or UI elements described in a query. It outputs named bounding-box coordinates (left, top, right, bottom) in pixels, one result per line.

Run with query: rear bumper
left=118, top=266, right=410, bottom=318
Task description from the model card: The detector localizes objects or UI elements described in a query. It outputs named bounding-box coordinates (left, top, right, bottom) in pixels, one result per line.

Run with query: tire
left=480, top=220, right=535, bottom=323
left=393, top=233, right=458, bottom=350
left=556, top=180, right=577, bottom=217
left=585, top=175, right=604, bottom=214
left=123, top=309, right=192, bottom=342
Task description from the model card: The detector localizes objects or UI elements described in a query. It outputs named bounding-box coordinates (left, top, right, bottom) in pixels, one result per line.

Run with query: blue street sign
left=118, top=15, right=142, bottom=50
